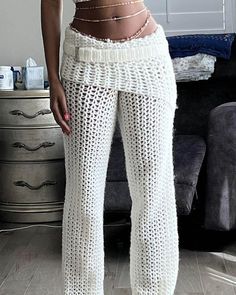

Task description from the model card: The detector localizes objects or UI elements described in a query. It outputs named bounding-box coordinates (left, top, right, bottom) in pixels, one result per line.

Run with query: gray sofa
left=104, top=38, right=236, bottom=232
left=205, top=102, right=236, bottom=231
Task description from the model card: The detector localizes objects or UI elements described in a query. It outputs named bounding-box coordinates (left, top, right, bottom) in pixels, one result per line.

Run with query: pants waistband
left=62, top=24, right=169, bottom=63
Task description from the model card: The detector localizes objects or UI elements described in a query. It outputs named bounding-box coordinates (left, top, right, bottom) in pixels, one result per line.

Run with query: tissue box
left=22, top=66, right=44, bottom=90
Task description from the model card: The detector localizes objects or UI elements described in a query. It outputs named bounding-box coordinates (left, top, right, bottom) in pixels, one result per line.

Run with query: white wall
left=0, top=0, right=235, bottom=80
left=0, top=0, right=74, bottom=80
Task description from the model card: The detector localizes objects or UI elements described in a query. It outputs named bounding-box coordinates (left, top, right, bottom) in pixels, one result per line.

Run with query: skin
left=41, top=0, right=71, bottom=135
left=71, top=0, right=158, bottom=40
left=41, top=0, right=158, bottom=135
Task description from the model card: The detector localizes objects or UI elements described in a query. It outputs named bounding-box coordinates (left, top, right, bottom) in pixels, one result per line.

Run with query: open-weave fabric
left=60, top=24, right=179, bottom=295
left=60, top=24, right=178, bottom=113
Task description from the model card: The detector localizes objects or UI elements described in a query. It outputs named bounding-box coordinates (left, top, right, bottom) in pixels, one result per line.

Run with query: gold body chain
left=71, top=0, right=154, bottom=42
left=75, top=0, right=144, bottom=10
left=70, top=9, right=152, bottom=42
left=73, top=7, right=147, bottom=22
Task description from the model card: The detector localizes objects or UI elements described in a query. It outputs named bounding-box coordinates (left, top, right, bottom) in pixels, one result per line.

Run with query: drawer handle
left=14, top=180, right=57, bottom=190
left=12, top=141, right=55, bottom=151
left=9, top=109, right=52, bottom=119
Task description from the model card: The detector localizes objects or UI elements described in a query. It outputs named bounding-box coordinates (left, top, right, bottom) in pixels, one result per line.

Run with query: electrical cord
left=0, top=221, right=131, bottom=233
left=0, top=224, right=62, bottom=233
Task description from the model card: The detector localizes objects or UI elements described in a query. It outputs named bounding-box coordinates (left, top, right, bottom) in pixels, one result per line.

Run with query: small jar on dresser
left=0, top=90, right=65, bottom=223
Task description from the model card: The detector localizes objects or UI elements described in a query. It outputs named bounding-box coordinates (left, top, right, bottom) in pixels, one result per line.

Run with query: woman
left=41, top=0, right=179, bottom=294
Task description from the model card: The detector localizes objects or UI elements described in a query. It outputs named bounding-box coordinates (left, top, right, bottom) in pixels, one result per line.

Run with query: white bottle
left=0, top=66, right=14, bottom=90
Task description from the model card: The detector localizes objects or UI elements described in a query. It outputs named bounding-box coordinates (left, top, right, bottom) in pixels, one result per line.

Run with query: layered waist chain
left=70, top=9, right=152, bottom=42
left=73, top=6, right=147, bottom=22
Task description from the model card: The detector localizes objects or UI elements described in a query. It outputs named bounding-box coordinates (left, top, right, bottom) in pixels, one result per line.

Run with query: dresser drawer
left=0, top=98, right=57, bottom=127
left=0, top=161, right=65, bottom=203
left=0, top=127, right=64, bottom=161
left=0, top=202, right=63, bottom=223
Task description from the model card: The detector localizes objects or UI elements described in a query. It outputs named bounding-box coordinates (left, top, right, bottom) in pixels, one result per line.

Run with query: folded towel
left=173, top=53, right=217, bottom=82
left=167, top=33, right=235, bottom=60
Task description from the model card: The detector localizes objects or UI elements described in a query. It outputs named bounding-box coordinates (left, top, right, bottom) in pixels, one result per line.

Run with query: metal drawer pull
left=14, top=180, right=57, bottom=190
left=12, top=141, right=55, bottom=151
left=9, top=109, right=52, bottom=119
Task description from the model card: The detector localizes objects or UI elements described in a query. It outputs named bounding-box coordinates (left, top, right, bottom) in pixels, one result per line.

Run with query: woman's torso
left=70, top=0, right=158, bottom=41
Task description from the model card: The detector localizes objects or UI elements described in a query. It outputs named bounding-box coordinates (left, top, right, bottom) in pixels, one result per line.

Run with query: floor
left=0, top=216, right=236, bottom=295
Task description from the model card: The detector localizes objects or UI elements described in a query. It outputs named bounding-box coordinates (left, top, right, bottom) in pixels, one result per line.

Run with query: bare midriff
left=70, top=0, right=159, bottom=41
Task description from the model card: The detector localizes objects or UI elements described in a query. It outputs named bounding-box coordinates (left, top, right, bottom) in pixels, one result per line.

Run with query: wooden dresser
left=0, top=90, right=65, bottom=223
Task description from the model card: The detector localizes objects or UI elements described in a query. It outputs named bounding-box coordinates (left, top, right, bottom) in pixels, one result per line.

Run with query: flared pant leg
left=61, top=70, right=179, bottom=295
left=117, top=90, right=179, bottom=295
left=61, top=79, right=118, bottom=295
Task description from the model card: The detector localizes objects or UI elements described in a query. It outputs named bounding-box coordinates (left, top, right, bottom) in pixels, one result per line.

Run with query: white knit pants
left=61, top=79, right=179, bottom=295
left=60, top=22, right=179, bottom=295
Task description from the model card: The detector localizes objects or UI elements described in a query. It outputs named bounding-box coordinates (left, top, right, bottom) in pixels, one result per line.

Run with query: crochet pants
left=60, top=24, right=179, bottom=295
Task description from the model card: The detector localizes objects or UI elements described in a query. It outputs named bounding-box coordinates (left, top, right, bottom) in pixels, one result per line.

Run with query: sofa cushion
left=106, top=121, right=206, bottom=216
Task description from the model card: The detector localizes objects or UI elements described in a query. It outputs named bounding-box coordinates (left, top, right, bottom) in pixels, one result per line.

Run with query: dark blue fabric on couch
left=167, top=33, right=236, bottom=60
